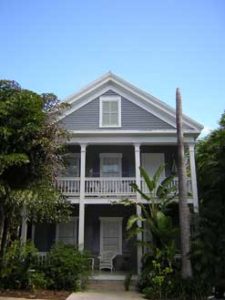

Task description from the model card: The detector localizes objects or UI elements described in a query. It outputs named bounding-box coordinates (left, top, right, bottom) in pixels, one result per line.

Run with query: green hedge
left=43, top=243, right=91, bottom=291
left=0, top=241, right=91, bottom=291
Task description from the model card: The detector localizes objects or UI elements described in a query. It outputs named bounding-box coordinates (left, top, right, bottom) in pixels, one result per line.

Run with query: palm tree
left=176, top=88, right=192, bottom=278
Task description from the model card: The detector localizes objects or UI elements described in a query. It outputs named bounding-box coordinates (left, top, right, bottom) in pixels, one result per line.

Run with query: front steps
left=89, top=272, right=138, bottom=291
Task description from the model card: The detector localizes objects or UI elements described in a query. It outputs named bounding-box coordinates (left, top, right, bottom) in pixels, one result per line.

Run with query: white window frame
left=100, top=153, right=122, bottom=177
left=99, top=217, right=123, bottom=255
left=99, top=96, right=121, bottom=128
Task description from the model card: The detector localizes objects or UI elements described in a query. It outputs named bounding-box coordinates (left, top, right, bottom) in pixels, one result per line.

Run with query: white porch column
left=189, top=143, right=199, bottom=213
left=134, top=144, right=142, bottom=274
left=78, top=144, right=87, bottom=250
left=20, top=206, right=27, bottom=243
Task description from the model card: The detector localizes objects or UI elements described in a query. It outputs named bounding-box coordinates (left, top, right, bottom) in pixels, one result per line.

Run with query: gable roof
left=59, top=72, right=203, bottom=134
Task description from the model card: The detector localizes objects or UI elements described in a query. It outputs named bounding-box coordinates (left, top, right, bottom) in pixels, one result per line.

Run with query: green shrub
left=43, top=243, right=91, bottom=291
left=28, top=271, right=47, bottom=291
left=0, top=240, right=46, bottom=290
left=139, top=248, right=175, bottom=299
left=139, top=248, right=210, bottom=300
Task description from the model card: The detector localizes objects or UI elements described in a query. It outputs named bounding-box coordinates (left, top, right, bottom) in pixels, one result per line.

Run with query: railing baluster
left=56, top=177, right=193, bottom=199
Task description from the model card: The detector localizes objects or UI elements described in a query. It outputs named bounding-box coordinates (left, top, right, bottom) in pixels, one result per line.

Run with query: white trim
left=109, top=81, right=200, bottom=131
left=99, top=96, right=121, bottom=128
left=67, top=135, right=196, bottom=145
left=99, top=217, right=123, bottom=255
left=110, top=73, right=203, bottom=131
left=73, top=197, right=195, bottom=205
left=110, top=85, right=176, bottom=129
left=58, top=72, right=203, bottom=133
left=69, top=129, right=200, bottom=135
left=134, top=144, right=142, bottom=274
left=189, top=144, right=199, bottom=212
left=78, top=144, right=86, bottom=250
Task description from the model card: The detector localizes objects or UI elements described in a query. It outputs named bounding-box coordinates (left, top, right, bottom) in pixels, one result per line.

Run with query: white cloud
left=199, top=126, right=212, bottom=138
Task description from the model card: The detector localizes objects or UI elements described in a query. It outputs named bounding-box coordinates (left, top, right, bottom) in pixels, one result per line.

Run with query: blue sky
left=1, top=0, right=225, bottom=135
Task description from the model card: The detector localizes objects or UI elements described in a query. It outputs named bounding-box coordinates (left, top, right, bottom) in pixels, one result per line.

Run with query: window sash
left=100, top=96, right=121, bottom=127
left=100, top=154, right=122, bottom=177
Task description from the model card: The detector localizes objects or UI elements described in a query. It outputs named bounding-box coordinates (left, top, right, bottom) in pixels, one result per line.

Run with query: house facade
left=29, top=73, right=203, bottom=273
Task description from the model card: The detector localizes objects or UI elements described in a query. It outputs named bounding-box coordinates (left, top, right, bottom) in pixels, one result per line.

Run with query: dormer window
left=99, top=96, right=121, bottom=127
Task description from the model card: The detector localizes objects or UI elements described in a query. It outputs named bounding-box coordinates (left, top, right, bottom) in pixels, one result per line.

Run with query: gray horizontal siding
left=61, top=98, right=99, bottom=130
left=121, top=98, right=173, bottom=130
left=61, top=90, right=175, bottom=130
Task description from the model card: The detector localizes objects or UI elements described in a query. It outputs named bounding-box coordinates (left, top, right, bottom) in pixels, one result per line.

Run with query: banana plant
left=121, top=165, right=178, bottom=262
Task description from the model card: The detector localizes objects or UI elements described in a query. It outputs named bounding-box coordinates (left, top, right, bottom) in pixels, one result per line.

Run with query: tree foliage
left=0, top=80, right=71, bottom=260
left=194, top=111, right=225, bottom=287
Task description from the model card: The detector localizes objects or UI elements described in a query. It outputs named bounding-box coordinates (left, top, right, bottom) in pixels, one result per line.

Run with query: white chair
left=98, top=251, right=117, bottom=272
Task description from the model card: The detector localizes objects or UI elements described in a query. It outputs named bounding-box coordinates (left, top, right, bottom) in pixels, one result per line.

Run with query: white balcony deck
left=56, top=177, right=192, bottom=198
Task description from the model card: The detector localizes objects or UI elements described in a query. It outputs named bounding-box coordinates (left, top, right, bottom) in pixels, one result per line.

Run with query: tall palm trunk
left=176, top=88, right=192, bottom=278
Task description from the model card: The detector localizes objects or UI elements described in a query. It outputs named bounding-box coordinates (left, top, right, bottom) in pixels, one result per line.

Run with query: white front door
left=99, top=217, right=122, bottom=255
left=141, top=153, right=165, bottom=181
left=56, top=217, right=78, bottom=246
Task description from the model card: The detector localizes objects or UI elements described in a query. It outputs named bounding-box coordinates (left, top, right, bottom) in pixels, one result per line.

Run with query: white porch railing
left=85, top=177, right=136, bottom=197
left=171, top=177, right=192, bottom=195
left=56, top=177, right=192, bottom=198
left=56, top=177, right=80, bottom=196
left=141, top=177, right=192, bottom=195
left=36, top=252, right=48, bottom=265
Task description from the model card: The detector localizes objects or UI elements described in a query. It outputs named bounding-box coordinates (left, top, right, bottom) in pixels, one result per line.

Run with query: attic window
left=99, top=96, right=121, bottom=127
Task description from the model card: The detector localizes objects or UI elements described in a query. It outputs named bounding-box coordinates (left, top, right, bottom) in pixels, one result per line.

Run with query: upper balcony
left=56, top=176, right=192, bottom=198
left=55, top=144, right=194, bottom=202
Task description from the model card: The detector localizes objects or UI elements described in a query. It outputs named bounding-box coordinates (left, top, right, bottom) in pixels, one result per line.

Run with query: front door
left=99, top=217, right=123, bottom=255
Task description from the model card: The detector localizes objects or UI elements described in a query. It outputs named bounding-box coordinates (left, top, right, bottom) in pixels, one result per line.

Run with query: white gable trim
left=110, top=85, right=176, bottom=129
left=108, top=73, right=203, bottom=131
left=58, top=72, right=203, bottom=133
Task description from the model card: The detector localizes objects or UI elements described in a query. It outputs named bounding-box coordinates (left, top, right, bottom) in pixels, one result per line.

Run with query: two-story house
left=30, top=72, right=203, bottom=275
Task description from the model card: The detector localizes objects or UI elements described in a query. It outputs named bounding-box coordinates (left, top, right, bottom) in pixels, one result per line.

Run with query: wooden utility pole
left=176, top=88, right=192, bottom=278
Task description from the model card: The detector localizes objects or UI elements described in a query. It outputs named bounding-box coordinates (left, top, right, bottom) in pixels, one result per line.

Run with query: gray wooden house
left=29, top=72, right=203, bottom=275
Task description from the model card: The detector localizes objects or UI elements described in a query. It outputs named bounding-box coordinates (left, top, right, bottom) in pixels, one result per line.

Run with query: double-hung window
left=99, top=96, right=121, bottom=127
left=100, top=153, right=122, bottom=177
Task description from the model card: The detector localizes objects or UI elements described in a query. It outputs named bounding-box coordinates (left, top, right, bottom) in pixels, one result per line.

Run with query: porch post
left=134, top=143, right=142, bottom=274
left=78, top=143, right=86, bottom=250
left=189, top=143, right=199, bottom=213
left=20, top=206, right=27, bottom=243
